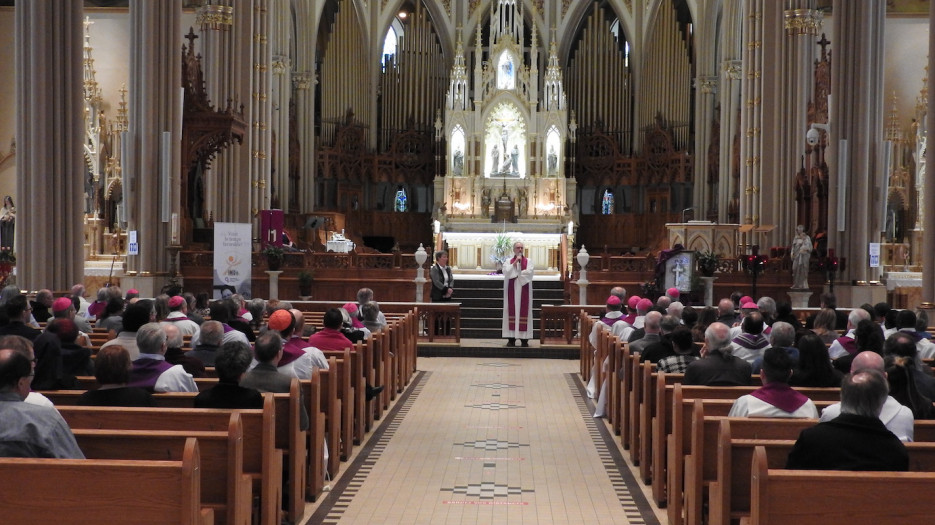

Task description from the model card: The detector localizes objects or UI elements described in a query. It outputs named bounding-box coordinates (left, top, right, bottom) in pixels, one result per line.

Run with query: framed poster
left=664, top=251, right=694, bottom=293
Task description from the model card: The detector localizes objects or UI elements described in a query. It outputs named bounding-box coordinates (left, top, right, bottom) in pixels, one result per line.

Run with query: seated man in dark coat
left=684, top=322, right=752, bottom=386
left=194, top=341, right=264, bottom=409
left=786, top=368, right=908, bottom=471
left=241, top=331, right=308, bottom=430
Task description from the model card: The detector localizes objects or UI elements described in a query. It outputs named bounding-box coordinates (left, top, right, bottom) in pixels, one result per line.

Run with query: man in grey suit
left=240, top=331, right=308, bottom=431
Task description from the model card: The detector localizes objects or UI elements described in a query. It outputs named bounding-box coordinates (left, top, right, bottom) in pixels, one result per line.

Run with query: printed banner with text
left=213, top=222, right=252, bottom=299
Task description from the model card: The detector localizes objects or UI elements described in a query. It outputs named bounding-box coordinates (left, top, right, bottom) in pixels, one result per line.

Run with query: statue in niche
left=510, top=144, right=519, bottom=175
left=547, top=145, right=558, bottom=175
left=490, top=143, right=500, bottom=175
left=517, top=188, right=528, bottom=218
left=481, top=188, right=491, bottom=217
left=791, top=225, right=812, bottom=290
left=452, top=147, right=464, bottom=176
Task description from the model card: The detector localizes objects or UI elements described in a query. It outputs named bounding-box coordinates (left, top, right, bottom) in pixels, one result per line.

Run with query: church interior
left=3, top=1, right=935, bottom=524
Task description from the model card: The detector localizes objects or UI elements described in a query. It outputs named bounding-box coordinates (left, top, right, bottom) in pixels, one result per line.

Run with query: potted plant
left=297, top=270, right=313, bottom=297
left=490, top=230, right=513, bottom=272
left=261, top=245, right=285, bottom=271
left=697, top=250, right=718, bottom=277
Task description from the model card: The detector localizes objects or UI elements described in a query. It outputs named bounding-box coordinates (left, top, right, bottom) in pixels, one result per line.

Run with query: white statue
left=791, top=225, right=812, bottom=289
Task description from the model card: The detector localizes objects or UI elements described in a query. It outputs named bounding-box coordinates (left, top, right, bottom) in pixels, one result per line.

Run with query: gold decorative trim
left=723, top=60, right=743, bottom=80
left=784, top=9, right=822, bottom=36
left=197, top=5, right=233, bottom=31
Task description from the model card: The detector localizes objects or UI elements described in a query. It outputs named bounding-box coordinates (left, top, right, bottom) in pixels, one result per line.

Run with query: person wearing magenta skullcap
left=159, top=295, right=200, bottom=339
left=51, top=297, right=92, bottom=344
left=666, top=287, right=681, bottom=302
left=587, top=295, right=633, bottom=400
left=621, top=295, right=640, bottom=325
left=125, top=288, right=139, bottom=303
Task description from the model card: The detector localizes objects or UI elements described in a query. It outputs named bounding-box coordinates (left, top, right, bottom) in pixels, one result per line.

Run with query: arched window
left=394, top=186, right=408, bottom=212
left=382, top=18, right=404, bottom=71
left=601, top=189, right=615, bottom=215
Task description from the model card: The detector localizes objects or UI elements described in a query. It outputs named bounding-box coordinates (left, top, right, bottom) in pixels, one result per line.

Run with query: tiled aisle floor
left=305, top=357, right=665, bottom=524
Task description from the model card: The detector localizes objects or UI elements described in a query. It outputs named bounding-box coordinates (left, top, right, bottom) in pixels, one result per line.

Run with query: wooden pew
left=58, top=397, right=283, bottom=525
left=713, top=422, right=935, bottom=525
left=0, top=438, right=213, bottom=525
left=664, top=385, right=840, bottom=525
left=317, top=357, right=343, bottom=479
left=744, top=445, right=935, bottom=525
left=321, top=349, right=356, bottom=461
left=74, top=424, right=251, bottom=525
left=301, top=369, right=329, bottom=501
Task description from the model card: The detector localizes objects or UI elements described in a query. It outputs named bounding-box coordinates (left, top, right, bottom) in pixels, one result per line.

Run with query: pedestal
left=700, top=276, right=716, bottom=307
left=788, top=290, right=813, bottom=310
left=266, top=270, right=283, bottom=300
left=414, top=277, right=426, bottom=302
left=577, top=275, right=589, bottom=305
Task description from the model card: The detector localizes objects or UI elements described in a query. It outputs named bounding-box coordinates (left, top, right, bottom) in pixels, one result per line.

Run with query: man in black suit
left=786, top=368, right=908, bottom=471
left=684, top=322, right=752, bottom=386
left=194, top=341, right=263, bottom=409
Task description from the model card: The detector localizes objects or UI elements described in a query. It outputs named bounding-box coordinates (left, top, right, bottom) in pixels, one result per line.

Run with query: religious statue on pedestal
left=791, top=225, right=812, bottom=289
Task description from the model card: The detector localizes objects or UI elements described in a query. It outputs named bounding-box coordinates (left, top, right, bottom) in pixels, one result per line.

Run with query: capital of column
left=783, top=8, right=822, bottom=36
left=292, top=72, right=315, bottom=91
left=698, top=76, right=718, bottom=95
left=197, top=5, right=233, bottom=31
left=723, top=60, right=742, bottom=81
left=272, top=56, right=291, bottom=76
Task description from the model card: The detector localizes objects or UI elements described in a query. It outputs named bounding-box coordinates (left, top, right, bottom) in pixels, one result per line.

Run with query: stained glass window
left=602, top=189, right=614, bottom=215
left=394, top=187, right=408, bottom=212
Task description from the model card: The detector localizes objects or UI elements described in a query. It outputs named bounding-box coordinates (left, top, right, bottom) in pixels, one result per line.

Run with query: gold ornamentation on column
left=254, top=63, right=268, bottom=72
left=745, top=97, right=762, bottom=107
left=252, top=92, right=268, bottom=101
left=252, top=208, right=258, bottom=216
left=271, top=56, right=290, bottom=75
left=746, top=70, right=761, bottom=79
left=744, top=185, right=760, bottom=195
left=699, top=76, right=718, bottom=95
left=253, top=121, right=268, bottom=130
left=745, top=128, right=760, bottom=137
left=784, top=9, right=822, bottom=36
left=723, top=60, right=742, bottom=80
left=746, top=40, right=761, bottom=50
left=293, top=72, right=313, bottom=90
left=197, top=5, right=233, bottom=31
left=252, top=151, right=268, bottom=160
left=253, top=33, right=268, bottom=44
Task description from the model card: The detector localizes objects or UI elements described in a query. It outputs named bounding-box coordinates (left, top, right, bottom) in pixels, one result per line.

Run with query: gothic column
left=762, top=4, right=822, bottom=243
left=923, top=0, right=935, bottom=302
left=692, top=0, right=721, bottom=220
left=292, top=0, right=318, bottom=213
left=738, top=0, right=765, bottom=230
left=124, top=0, right=182, bottom=292
left=15, top=1, right=85, bottom=290
left=829, top=0, right=886, bottom=283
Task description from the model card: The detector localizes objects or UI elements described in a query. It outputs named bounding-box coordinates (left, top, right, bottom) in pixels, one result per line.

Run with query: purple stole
left=507, top=256, right=530, bottom=332
left=163, top=315, right=191, bottom=322
left=732, top=332, right=770, bottom=350
left=600, top=315, right=623, bottom=327
left=128, top=358, right=174, bottom=391
left=280, top=337, right=307, bottom=367
left=750, top=382, right=810, bottom=413
left=222, top=323, right=235, bottom=333
left=836, top=335, right=858, bottom=356
left=622, top=313, right=637, bottom=325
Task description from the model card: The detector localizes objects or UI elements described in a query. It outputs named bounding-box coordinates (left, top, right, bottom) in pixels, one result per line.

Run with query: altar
left=443, top=231, right=564, bottom=273
left=433, top=7, right=575, bottom=277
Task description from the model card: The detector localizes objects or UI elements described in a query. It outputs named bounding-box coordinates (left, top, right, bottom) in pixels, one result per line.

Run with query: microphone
left=681, top=207, right=695, bottom=222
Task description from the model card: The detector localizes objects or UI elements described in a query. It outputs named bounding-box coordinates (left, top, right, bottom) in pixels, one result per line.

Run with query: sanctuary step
left=454, top=275, right=565, bottom=339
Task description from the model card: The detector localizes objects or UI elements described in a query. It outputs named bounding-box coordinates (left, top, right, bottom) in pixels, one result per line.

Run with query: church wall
left=883, top=16, right=929, bottom=129
left=0, top=10, right=14, bottom=199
